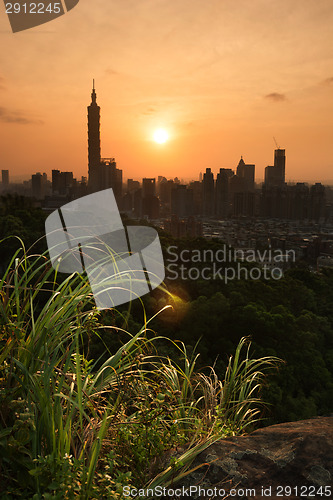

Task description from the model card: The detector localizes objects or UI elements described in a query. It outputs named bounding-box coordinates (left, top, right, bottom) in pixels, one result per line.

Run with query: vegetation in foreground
left=2, top=196, right=333, bottom=423
left=0, top=242, right=280, bottom=498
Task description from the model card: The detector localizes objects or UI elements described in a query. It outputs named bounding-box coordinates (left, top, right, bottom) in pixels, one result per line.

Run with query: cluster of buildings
left=199, top=217, right=333, bottom=271
left=85, top=83, right=327, bottom=226
left=0, top=84, right=328, bottom=234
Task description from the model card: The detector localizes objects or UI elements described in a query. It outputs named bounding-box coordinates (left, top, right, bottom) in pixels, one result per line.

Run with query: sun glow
left=153, top=128, right=169, bottom=144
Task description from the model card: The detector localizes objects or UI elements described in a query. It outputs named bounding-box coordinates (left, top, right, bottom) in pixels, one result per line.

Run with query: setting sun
left=153, top=128, right=169, bottom=144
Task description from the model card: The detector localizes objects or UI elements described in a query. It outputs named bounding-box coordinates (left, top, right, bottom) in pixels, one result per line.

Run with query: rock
left=176, top=417, right=333, bottom=499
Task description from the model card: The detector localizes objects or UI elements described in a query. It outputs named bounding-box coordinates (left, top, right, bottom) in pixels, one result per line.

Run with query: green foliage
left=3, top=204, right=332, bottom=422
left=0, top=243, right=279, bottom=497
left=0, top=195, right=47, bottom=264
left=141, top=237, right=333, bottom=423
left=69, top=231, right=333, bottom=424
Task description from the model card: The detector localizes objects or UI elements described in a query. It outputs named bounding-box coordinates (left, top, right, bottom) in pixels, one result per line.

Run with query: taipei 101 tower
left=87, top=82, right=122, bottom=198
left=87, top=80, right=101, bottom=191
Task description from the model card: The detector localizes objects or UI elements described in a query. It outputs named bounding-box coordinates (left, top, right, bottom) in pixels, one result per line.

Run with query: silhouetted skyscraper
left=289, top=183, right=309, bottom=220
left=142, top=178, right=159, bottom=219
left=171, top=184, right=194, bottom=217
left=310, top=183, right=326, bottom=221
left=99, top=158, right=122, bottom=199
left=142, top=178, right=156, bottom=198
left=216, top=168, right=233, bottom=217
left=2, top=170, right=9, bottom=186
left=188, top=180, right=203, bottom=215
left=261, top=184, right=288, bottom=218
left=202, top=168, right=214, bottom=216
left=87, top=83, right=122, bottom=199
left=265, top=148, right=286, bottom=187
left=236, top=157, right=255, bottom=191
left=274, top=148, right=286, bottom=173
left=52, top=170, right=74, bottom=195
left=127, top=179, right=140, bottom=193
left=32, top=172, right=47, bottom=200
left=159, top=179, right=174, bottom=206
left=88, top=81, right=101, bottom=190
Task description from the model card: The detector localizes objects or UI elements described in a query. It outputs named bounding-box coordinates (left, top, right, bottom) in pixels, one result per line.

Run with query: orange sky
left=0, top=0, right=332, bottom=183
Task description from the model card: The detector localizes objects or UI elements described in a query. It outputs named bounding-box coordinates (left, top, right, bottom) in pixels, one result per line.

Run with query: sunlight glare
left=153, top=128, right=169, bottom=144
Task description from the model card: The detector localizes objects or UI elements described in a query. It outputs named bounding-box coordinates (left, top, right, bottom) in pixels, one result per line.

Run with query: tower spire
left=88, top=82, right=101, bottom=190
left=91, top=79, right=97, bottom=104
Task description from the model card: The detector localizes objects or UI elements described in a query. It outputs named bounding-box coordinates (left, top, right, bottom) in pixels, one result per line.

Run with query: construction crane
left=273, top=137, right=280, bottom=149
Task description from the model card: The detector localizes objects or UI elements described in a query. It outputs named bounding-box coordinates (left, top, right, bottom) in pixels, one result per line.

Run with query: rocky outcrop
left=177, top=417, right=332, bottom=499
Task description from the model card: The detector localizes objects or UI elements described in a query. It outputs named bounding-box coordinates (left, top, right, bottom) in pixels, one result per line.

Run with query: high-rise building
left=159, top=179, right=174, bottom=205
left=142, top=178, right=159, bottom=219
left=52, top=169, right=74, bottom=195
left=215, top=168, right=233, bottom=217
left=188, top=181, right=203, bottom=215
left=274, top=148, right=286, bottom=173
left=87, top=81, right=101, bottom=190
left=310, top=183, right=326, bottom=221
left=127, top=179, right=140, bottom=193
left=202, top=168, right=214, bottom=216
left=142, top=178, right=156, bottom=198
left=99, top=158, right=122, bottom=199
left=171, top=184, right=193, bottom=217
left=261, top=185, right=288, bottom=218
left=236, top=157, right=255, bottom=191
left=233, top=192, right=255, bottom=216
left=32, top=172, right=47, bottom=200
left=133, top=188, right=142, bottom=217
left=261, top=181, right=326, bottom=221
left=265, top=148, right=286, bottom=188
left=288, top=183, right=309, bottom=220
left=87, top=82, right=122, bottom=199
left=2, top=170, right=9, bottom=186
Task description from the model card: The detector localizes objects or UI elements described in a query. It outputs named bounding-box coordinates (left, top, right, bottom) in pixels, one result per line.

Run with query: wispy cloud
left=0, top=107, right=44, bottom=125
left=105, top=67, right=120, bottom=76
left=321, top=76, right=333, bottom=86
left=264, top=92, right=287, bottom=102
left=142, top=106, right=156, bottom=115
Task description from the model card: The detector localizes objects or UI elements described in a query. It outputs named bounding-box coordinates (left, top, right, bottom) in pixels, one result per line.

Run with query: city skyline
left=0, top=84, right=330, bottom=190
left=0, top=0, right=332, bottom=182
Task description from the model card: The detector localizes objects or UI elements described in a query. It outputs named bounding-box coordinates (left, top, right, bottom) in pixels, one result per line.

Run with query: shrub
left=0, top=243, right=281, bottom=497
